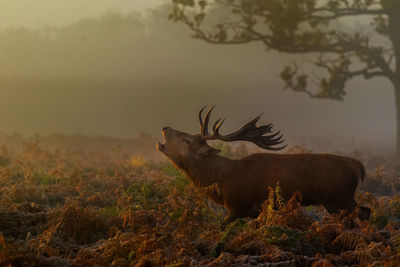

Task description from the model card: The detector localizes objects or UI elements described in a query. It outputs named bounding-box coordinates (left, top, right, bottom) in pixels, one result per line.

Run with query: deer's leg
left=359, top=206, right=371, bottom=221
left=221, top=210, right=240, bottom=230
left=324, top=203, right=340, bottom=214
left=325, top=196, right=356, bottom=213
left=326, top=199, right=372, bottom=221
left=347, top=199, right=371, bottom=220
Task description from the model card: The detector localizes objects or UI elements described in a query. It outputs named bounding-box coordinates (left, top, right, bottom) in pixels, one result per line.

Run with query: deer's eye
left=184, top=138, right=192, bottom=144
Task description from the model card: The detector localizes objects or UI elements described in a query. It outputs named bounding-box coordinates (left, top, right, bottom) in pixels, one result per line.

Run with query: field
left=0, top=134, right=400, bottom=266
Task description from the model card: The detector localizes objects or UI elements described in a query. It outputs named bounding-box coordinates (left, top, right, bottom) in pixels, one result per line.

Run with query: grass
left=0, top=135, right=399, bottom=266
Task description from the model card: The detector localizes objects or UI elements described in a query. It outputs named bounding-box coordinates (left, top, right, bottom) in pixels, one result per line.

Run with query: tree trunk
left=395, top=86, right=400, bottom=157
left=386, top=2, right=400, bottom=156
left=393, top=43, right=400, bottom=157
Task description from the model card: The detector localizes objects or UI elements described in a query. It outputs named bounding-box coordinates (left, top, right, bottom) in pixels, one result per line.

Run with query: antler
left=199, top=106, right=287, bottom=151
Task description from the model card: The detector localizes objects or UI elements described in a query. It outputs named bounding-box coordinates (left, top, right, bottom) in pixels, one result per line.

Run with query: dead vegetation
left=0, top=134, right=400, bottom=266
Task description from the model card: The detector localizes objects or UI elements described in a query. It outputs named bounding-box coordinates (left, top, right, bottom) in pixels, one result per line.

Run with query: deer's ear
left=199, top=145, right=221, bottom=155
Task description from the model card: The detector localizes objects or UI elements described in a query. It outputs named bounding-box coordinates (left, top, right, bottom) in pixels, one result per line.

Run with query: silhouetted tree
left=170, top=0, right=400, bottom=155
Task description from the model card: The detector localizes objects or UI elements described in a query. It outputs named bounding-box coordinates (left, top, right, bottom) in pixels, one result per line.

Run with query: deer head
left=157, top=106, right=286, bottom=165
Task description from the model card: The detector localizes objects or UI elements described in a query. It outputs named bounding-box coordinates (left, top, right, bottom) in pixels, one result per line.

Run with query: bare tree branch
left=170, top=0, right=396, bottom=100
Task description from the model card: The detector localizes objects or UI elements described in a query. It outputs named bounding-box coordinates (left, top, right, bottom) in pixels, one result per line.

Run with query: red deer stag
left=157, top=106, right=370, bottom=228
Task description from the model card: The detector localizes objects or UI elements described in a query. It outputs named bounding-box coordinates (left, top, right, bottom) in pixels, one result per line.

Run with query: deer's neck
left=180, top=154, right=233, bottom=188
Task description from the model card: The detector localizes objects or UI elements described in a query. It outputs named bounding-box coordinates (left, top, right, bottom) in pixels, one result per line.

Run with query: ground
left=0, top=135, right=399, bottom=266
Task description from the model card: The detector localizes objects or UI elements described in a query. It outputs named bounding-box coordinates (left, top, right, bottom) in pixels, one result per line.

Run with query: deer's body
left=230, top=153, right=364, bottom=211
left=158, top=106, right=370, bottom=227
left=175, top=150, right=365, bottom=226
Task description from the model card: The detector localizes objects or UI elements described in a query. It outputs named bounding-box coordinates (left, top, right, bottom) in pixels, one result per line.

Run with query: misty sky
left=0, top=1, right=395, bottom=153
left=0, top=0, right=163, bottom=28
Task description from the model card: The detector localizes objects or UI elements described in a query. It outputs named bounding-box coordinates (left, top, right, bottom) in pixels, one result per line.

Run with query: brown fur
left=158, top=127, right=370, bottom=227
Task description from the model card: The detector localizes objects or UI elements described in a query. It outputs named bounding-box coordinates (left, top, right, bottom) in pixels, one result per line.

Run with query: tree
left=170, top=0, right=400, bottom=155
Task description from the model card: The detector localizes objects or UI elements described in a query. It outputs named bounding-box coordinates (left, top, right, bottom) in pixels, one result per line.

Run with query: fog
left=0, top=0, right=163, bottom=29
left=0, top=2, right=395, bottom=152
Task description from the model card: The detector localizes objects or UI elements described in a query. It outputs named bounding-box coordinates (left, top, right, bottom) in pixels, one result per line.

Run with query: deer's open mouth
left=158, top=128, right=169, bottom=151
left=157, top=142, right=165, bottom=151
